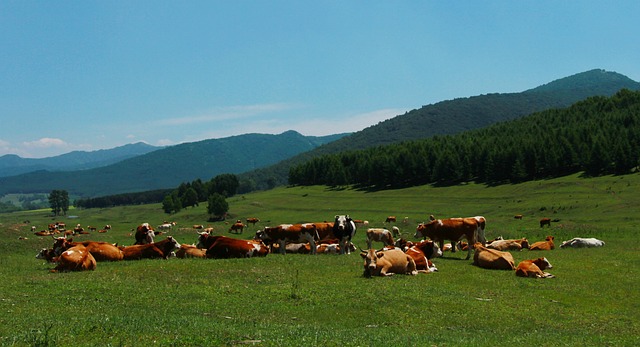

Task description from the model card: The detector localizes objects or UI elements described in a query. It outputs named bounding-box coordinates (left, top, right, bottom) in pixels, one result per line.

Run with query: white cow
left=560, top=237, right=605, bottom=248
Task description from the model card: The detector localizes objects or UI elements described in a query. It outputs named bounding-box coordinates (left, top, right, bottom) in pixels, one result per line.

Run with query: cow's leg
left=339, top=238, right=347, bottom=255
left=449, top=239, right=456, bottom=253
left=278, top=240, right=286, bottom=255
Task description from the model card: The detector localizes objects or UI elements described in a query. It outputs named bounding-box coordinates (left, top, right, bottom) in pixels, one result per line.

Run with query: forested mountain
left=0, top=142, right=159, bottom=177
left=0, top=131, right=347, bottom=197
left=289, top=89, right=640, bottom=188
left=239, top=69, right=640, bottom=189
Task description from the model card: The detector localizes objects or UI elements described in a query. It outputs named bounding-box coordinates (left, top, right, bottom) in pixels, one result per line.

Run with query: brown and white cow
left=35, top=248, right=57, bottom=262
left=486, top=238, right=530, bottom=251
left=49, top=244, right=97, bottom=273
left=385, top=216, right=397, bottom=223
left=360, top=248, right=418, bottom=277
left=52, top=237, right=123, bottom=262
left=366, top=228, right=394, bottom=248
left=256, top=224, right=319, bottom=255
left=515, top=257, right=555, bottom=278
left=246, top=217, right=260, bottom=226
left=119, top=236, right=181, bottom=260
left=197, top=233, right=269, bottom=258
left=229, top=220, right=245, bottom=234
left=405, top=240, right=442, bottom=273
left=175, top=244, right=207, bottom=258
left=313, top=222, right=335, bottom=241
left=472, top=243, right=515, bottom=270
left=333, top=215, right=357, bottom=255
left=134, top=223, right=155, bottom=245
left=414, top=216, right=486, bottom=260
left=529, top=236, right=555, bottom=250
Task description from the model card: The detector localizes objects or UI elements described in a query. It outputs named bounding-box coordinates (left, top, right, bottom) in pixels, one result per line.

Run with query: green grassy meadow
left=1, top=172, right=639, bottom=346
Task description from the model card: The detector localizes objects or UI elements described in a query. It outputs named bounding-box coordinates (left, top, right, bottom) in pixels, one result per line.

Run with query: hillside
left=240, top=69, right=640, bottom=189
left=0, top=131, right=347, bottom=197
left=0, top=142, right=160, bottom=177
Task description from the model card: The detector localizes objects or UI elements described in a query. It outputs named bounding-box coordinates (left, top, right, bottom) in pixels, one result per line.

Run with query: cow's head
left=533, top=257, right=553, bottom=270
left=52, top=236, right=71, bottom=256
left=360, top=249, right=384, bottom=277
left=334, top=215, right=350, bottom=231
left=195, top=231, right=210, bottom=249
left=520, top=238, right=530, bottom=249
left=166, top=236, right=181, bottom=252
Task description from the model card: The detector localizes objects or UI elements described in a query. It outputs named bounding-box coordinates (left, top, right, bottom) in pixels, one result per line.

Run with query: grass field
left=1, top=172, right=639, bottom=346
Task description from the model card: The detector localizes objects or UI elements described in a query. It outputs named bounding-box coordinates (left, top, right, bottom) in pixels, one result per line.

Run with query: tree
left=48, top=190, right=69, bottom=216
left=207, top=193, right=228, bottom=221
left=182, top=187, right=199, bottom=208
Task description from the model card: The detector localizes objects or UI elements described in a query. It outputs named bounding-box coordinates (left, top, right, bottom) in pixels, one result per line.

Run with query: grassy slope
left=0, top=173, right=639, bottom=346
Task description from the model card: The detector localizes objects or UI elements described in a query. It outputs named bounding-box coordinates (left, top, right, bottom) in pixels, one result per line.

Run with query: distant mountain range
left=1, top=69, right=638, bottom=198
left=0, top=131, right=347, bottom=197
left=0, top=142, right=160, bottom=177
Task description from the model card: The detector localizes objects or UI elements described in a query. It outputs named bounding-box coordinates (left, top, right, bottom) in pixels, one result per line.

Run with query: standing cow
left=333, top=215, right=357, bottom=255
left=414, top=216, right=486, bottom=260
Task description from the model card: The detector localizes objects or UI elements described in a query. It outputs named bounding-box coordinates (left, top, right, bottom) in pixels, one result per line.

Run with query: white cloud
left=22, top=137, right=68, bottom=149
left=155, top=103, right=298, bottom=127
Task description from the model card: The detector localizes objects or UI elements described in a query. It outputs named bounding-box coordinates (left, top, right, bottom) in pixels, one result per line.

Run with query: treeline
left=75, top=189, right=172, bottom=209
left=289, top=89, right=640, bottom=188
left=161, top=174, right=239, bottom=214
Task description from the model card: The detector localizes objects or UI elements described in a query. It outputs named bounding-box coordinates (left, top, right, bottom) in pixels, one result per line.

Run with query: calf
left=516, top=257, right=555, bottom=278
left=472, top=243, right=515, bottom=270
left=529, top=236, right=555, bottom=250
left=119, top=236, right=181, bottom=260
left=366, top=228, right=394, bottom=248
left=360, top=248, right=418, bottom=277
left=560, top=237, right=605, bottom=248
left=50, top=244, right=96, bottom=273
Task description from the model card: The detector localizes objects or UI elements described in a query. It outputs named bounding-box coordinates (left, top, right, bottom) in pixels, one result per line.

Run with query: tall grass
left=0, top=173, right=639, bottom=346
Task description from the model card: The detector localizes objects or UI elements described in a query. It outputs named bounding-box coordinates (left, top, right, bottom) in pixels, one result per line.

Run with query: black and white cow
left=332, top=215, right=357, bottom=255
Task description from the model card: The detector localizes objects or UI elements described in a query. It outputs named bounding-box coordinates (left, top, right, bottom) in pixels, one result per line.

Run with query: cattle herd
left=33, top=215, right=605, bottom=279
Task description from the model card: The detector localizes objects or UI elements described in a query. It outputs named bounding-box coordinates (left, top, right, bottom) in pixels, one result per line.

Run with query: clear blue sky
left=1, top=1, right=638, bottom=158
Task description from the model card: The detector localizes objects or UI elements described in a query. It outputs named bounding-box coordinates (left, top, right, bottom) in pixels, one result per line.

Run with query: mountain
left=0, top=131, right=348, bottom=197
left=0, top=142, right=160, bottom=177
left=239, top=69, right=640, bottom=189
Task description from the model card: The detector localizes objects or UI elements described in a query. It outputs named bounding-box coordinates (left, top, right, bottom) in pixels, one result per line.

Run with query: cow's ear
left=360, top=252, right=367, bottom=259
left=376, top=252, right=384, bottom=258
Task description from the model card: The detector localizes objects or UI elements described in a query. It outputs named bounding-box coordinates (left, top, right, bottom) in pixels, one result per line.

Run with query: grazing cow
left=414, top=217, right=486, bottom=260
left=516, top=257, right=555, bottom=278
left=540, top=218, right=551, bottom=228
left=49, top=244, right=97, bottom=273
left=197, top=233, right=269, bottom=258
left=313, top=222, right=335, bottom=241
left=486, top=238, right=530, bottom=251
left=175, top=244, right=206, bottom=258
left=134, top=223, right=155, bottom=245
left=472, top=243, right=515, bottom=270
left=391, top=226, right=400, bottom=237
left=560, top=237, right=605, bottom=248
left=333, top=215, right=357, bottom=255
left=405, top=240, right=442, bottom=272
left=119, top=236, right=181, bottom=260
left=360, top=248, right=418, bottom=277
left=229, top=220, right=245, bottom=234
left=385, top=216, right=397, bottom=223
left=246, top=217, right=260, bottom=226
left=366, top=228, right=394, bottom=248
left=52, top=237, right=124, bottom=262
left=255, top=224, right=319, bottom=255
left=529, top=236, right=555, bottom=250
left=514, top=214, right=523, bottom=220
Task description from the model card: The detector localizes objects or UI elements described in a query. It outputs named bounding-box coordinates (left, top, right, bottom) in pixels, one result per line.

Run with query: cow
left=34, top=230, right=55, bottom=236
left=540, top=218, right=551, bottom=228
left=246, top=217, right=260, bottom=226
left=472, top=243, right=515, bottom=270
left=313, top=222, right=335, bottom=241
left=414, top=216, right=486, bottom=260
left=119, top=236, right=181, bottom=260
left=515, top=257, right=555, bottom=278
left=73, top=226, right=85, bottom=234
left=514, top=214, right=523, bottom=220
left=333, top=215, right=357, bottom=255
left=229, top=220, right=245, bottom=234
left=353, top=220, right=369, bottom=228
left=197, top=233, right=269, bottom=258
left=529, top=236, right=555, bottom=250
left=391, top=226, right=400, bottom=237
left=35, top=248, right=57, bottom=262
left=104, top=224, right=111, bottom=230
left=385, top=216, right=397, bottom=223
left=175, top=244, right=207, bottom=258
left=87, top=226, right=97, bottom=232
left=193, top=225, right=204, bottom=229
left=486, top=238, right=530, bottom=251
left=158, top=222, right=174, bottom=231
left=31, top=226, right=36, bottom=232
left=134, top=223, right=155, bottom=245
left=49, top=244, right=97, bottom=273
left=255, top=224, right=319, bottom=255
left=560, top=237, right=605, bottom=248
left=360, top=248, right=418, bottom=277
left=366, top=228, right=394, bottom=248
left=52, top=237, right=124, bottom=262
left=405, top=239, right=442, bottom=273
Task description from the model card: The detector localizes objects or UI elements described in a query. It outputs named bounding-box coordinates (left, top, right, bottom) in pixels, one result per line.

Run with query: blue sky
left=1, top=1, right=638, bottom=158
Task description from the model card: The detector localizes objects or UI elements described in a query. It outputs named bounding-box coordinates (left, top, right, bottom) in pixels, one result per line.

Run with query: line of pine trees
left=289, top=89, right=640, bottom=188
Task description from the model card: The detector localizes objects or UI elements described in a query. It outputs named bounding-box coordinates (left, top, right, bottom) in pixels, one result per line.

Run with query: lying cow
left=472, top=243, right=515, bottom=270
left=414, top=216, right=486, bottom=260
left=52, top=237, right=123, bottom=262
left=134, top=223, right=155, bottom=245
left=515, top=257, right=555, bottom=278
left=405, top=240, right=442, bottom=273
left=49, top=244, right=97, bottom=273
left=529, top=236, right=555, bottom=250
left=360, top=248, right=418, bottom=277
left=560, top=237, right=605, bottom=248
left=175, top=244, right=206, bottom=258
left=119, top=236, right=181, bottom=260
left=198, top=233, right=269, bottom=258
left=366, top=228, right=394, bottom=248
left=486, top=238, right=530, bottom=251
